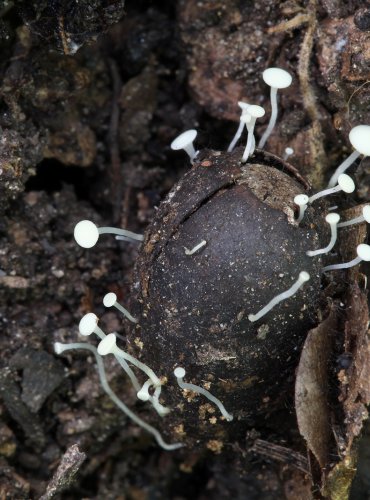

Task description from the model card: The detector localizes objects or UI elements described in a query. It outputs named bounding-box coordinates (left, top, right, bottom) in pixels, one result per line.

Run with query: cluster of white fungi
left=55, top=67, right=370, bottom=450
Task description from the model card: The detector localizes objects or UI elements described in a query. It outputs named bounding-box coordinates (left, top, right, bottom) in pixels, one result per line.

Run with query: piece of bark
left=40, top=444, right=86, bottom=500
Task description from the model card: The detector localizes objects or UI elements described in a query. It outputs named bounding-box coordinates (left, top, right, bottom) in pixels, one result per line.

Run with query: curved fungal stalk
left=338, top=205, right=370, bottom=228
left=294, top=194, right=309, bottom=223
left=322, top=244, right=370, bottom=272
left=54, top=342, right=181, bottom=450
left=74, top=220, right=143, bottom=249
left=283, top=147, right=294, bottom=161
left=248, top=271, right=310, bottom=322
left=227, top=101, right=250, bottom=152
left=137, top=380, right=170, bottom=416
left=78, top=314, right=169, bottom=415
left=307, top=213, right=340, bottom=257
left=241, top=105, right=265, bottom=163
left=328, top=125, right=370, bottom=187
left=98, top=333, right=161, bottom=387
left=103, top=292, right=138, bottom=323
left=184, top=240, right=207, bottom=255
left=174, top=367, right=233, bottom=421
left=170, top=129, right=198, bottom=163
left=258, top=67, right=292, bottom=149
left=308, top=174, right=355, bottom=204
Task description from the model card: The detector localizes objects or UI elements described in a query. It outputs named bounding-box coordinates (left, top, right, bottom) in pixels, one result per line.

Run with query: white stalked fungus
left=74, top=220, right=143, bottom=248
left=241, top=105, right=265, bottom=163
left=328, top=124, right=370, bottom=187
left=294, top=194, right=309, bottom=223
left=258, top=67, right=292, bottom=149
left=174, top=367, right=233, bottom=421
left=103, top=292, right=138, bottom=323
left=338, top=205, right=370, bottom=228
left=308, top=174, right=355, bottom=204
left=227, top=101, right=250, bottom=152
left=170, top=129, right=198, bottom=163
left=322, top=244, right=370, bottom=272
left=248, top=271, right=310, bottom=322
left=307, top=213, right=340, bottom=257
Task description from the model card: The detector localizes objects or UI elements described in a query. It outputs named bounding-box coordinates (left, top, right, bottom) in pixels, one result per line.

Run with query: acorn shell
left=130, top=148, right=324, bottom=447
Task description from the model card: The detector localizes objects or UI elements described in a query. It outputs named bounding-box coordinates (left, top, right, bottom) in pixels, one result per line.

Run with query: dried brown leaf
left=295, top=310, right=337, bottom=468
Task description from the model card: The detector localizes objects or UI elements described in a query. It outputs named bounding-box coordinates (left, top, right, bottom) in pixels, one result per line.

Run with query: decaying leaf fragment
left=295, top=310, right=337, bottom=469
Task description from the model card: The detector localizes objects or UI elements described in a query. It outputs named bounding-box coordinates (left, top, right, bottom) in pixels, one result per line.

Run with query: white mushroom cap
left=325, top=213, right=340, bottom=224
left=247, top=105, right=265, bottom=118
left=103, top=292, right=117, bottom=308
left=174, top=367, right=186, bottom=378
left=285, top=147, right=294, bottom=155
left=338, top=174, right=355, bottom=193
left=298, top=271, right=310, bottom=282
left=79, top=313, right=98, bottom=336
left=54, top=342, right=64, bottom=355
left=262, top=67, right=292, bottom=89
left=170, top=130, right=197, bottom=151
left=97, top=332, right=117, bottom=356
left=357, top=244, right=370, bottom=261
left=349, top=125, right=370, bottom=156
left=294, top=194, right=309, bottom=206
left=74, top=220, right=99, bottom=248
left=363, top=205, right=370, bottom=222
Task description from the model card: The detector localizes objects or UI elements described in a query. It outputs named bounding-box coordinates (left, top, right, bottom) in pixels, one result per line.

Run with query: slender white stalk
left=322, top=256, right=362, bottom=272
left=294, top=194, right=309, bottom=224
left=322, top=244, right=370, bottom=272
left=307, top=213, right=340, bottom=257
left=228, top=120, right=245, bottom=153
left=338, top=205, right=370, bottom=228
left=309, top=174, right=355, bottom=204
left=55, top=342, right=181, bottom=450
left=174, top=367, right=233, bottom=421
left=242, top=117, right=257, bottom=163
left=98, top=227, right=143, bottom=241
left=327, top=150, right=360, bottom=188
left=98, top=333, right=161, bottom=387
left=258, top=87, right=278, bottom=149
left=184, top=240, right=206, bottom=255
left=103, top=293, right=138, bottom=323
left=248, top=271, right=310, bottom=322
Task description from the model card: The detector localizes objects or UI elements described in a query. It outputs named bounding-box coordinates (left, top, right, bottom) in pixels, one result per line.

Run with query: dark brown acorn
left=129, top=147, right=325, bottom=449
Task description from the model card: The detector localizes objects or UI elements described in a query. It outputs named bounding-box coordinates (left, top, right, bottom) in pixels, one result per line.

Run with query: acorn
left=129, top=147, right=325, bottom=448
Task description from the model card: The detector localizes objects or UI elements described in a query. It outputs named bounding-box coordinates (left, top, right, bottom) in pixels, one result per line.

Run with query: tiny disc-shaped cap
left=294, top=194, right=309, bottom=206
left=349, top=125, right=370, bottom=156
left=325, top=213, right=340, bottom=224
left=174, top=367, right=186, bottom=378
left=74, top=220, right=99, bottom=248
left=170, top=130, right=197, bottom=150
left=285, top=147, right=294, bottom=155
left=103, top=292, right=117, bottom=307
left=97, top=333, right=117, bottom=356
left=137, top=388, right=150, bottom=401
left=54, top=342, right=64, bottom=355
left=338, top=174, right=355, bottom=193
left=363, top=205, right=370, bottom=222
left=357, top=244, right=370, bottom=261
left=262, top=67, right=292, bottom=89
left=299, top=271, right=310, bottom=282
left=79, top=313, right=98, bottom=336
left=240, top=113, right=252, bottom=124
left=247, top=104, right=265, bottom=118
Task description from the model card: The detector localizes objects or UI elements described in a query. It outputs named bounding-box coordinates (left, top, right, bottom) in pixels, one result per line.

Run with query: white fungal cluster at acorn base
left=54, top=65, right=370, bottom=452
